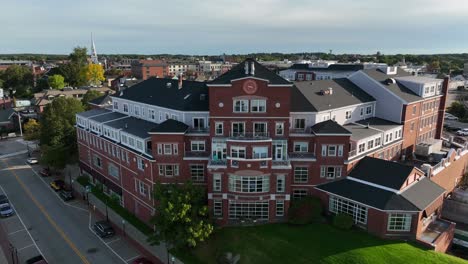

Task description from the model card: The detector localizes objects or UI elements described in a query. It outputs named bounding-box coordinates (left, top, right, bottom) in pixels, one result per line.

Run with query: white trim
left=347, top=176, right=400, bottom=193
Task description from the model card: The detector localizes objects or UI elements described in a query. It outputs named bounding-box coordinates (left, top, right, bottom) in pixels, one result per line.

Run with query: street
left=0, top=153, right=143, bottom=264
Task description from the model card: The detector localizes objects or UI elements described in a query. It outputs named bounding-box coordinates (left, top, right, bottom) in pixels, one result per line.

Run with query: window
left=358, top=143, right=365, bottom=153
left=191, top=141, right=205, bottom=151
left=320, top=166, right=342, bottom=179
left=338, top=145, right=343, bottom=157
left=150, top=109, right=156, bottom=120
left=228, top=175, right=270, bottom=193
left=113, top=101, right=118, bottom=110
left=375, top=137, right=381, bottom=146
left=387, top=213, right=412, bottom=231
left=159, top=112, right=163, bottom=121
left=232, top=122, right=245, bottom=136
left=276, top=175, right=285, bottom=193
left=215, top=122, right=223, bottom=135
left=360, top=107, right=364, bottom=116
left=328, top=145, right=336, bottom=156
left=123, top=103, right=128, bottom=113
left=190, top=164, right=204, bottom=181
left=293, top=189, right=307, bottom=199
left=366, top=106, right=372, bottom=115
left=228, top=201, right=268, bottom=220
left=213, top=173, right=222, bottom=192
left=294, top=167, right=308, bottom=183
left=136, top=141, right=143, bottom=151
left=137, top=181, right=148, bottom=196
left=321, top=145, right=327, bottom=156
left=367, top=140, right=374, bottom=149
left=134, top=106, right=140, bottom=116
left=163, top=144, right=172, bottom=155
left=276, top=200, right=284, bottom=217
left=193, top=118, right=205, bottom=130
left=231, top=146, right=246, bottom=158
left=158, top=164, right=179, bottom=177
left=128, top=137, right=135, bottom=147
left=294, top=119, right=305, bottom=130
left=410, top=122, right=415, bottom=132
left=275, top=122, right=284, bottom=136
left=93, top=155, right=102, bottom=168
left=345, top=111, right=352, bottom=120
left=137, top=157, right=145, bottom=171
left=253, top=122, right=267, bottom=136
left=213, top=200, right=222, bottom=217
left=251, top=99, right=266, bottom=113
left=412, top=106, right=416, bottom=115
left=294, top=142, right=308, bottom=152
left=253, top=146, right=268, bottom=159
left=108, top=163, right=119, bottom=179
left=329, top=196, right=367, bottom=225
left=233, top=99, right=249, bottom=113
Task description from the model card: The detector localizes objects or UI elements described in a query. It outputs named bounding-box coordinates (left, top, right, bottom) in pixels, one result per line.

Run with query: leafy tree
left=82, top=90, right=102, bottom=110
left=86, top=64, right=105, bottom=86
left=48, top=74, right=65, bottom=89
left=39, top=97, right=84, bottom=169
left=23, top=119, right=41, bottom=140
left=34, top=78, right=49, bottom=93
left=447, top=101, right=466, bottom=119
left=105, top=68, right=123, bottom=77
left=148, top=181, right=214, bottom=250
left=1, top=65, right=33, bottom=97
left=69, top=47, right=88, bottom=66
left=55, top=47, right=88, bottom=87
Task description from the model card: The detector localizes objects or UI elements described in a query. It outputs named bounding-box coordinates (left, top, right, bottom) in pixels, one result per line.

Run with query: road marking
left=88, top=211, right=127, bottom=264
left=106, top=238, right=121, bottom=245
left=8, top=229, right=26, bottom=235
left=17, top=244, right=35, bottom=251
left=1, top=160, right=90, bottom=264
left=0, top=150, right=28, bottom=160
left=27, top=165, right=88, bottom=213
left=0, top=185, right=47, bottom=263
left=125, top=255, right=141, bottom=262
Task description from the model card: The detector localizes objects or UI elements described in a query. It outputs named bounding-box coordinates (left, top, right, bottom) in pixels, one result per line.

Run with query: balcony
left=349, top=149, right=357, bottom=158
left=289, top=152, right=317, bottom=161
left=272, top=159, right=291, bottom=169
left=187, top=127, right=209, bottom=134
left=207, top=159, right=227, bottom=168
left=290, top=127, right=311, bottom=135
left=228, top=132, right=271, bottom=141
left=184, top=151, right=210, bottom=160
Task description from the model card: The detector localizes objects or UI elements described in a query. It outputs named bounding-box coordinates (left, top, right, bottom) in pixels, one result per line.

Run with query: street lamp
left=122, top=220, right=126, bottom=237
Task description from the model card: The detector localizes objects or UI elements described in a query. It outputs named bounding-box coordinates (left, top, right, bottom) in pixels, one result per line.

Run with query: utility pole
left=17, top=112, right=22, bottom=137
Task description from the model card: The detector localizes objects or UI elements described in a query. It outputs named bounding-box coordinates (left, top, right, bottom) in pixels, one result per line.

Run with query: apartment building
left=76, top=59, right=448, bottom=226
left=131, top=60, right=168, bottom=80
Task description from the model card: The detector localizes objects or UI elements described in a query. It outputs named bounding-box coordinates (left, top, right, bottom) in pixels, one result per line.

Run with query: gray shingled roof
left=89, top=111, right=126, bottom=123
left=400, top=178, right=445, bottom=210
left=292, top=78, right=375, bottom=112
left=105, top=116, right=157, bottom=139
left=0, top=108, right=15, bottom=123
left=210, top=58, right=291, bottom=85
left=112, top=78, right=209, bottom=111
left=355, top=117, right=401, bottom=131
left=76, top=108, right=110, bottom=118
left=362, top=69, right=422, bottom=103
left=311, top=120, right=352, bottom=135
left=344, top=123, right=382, bottom=141
left=150, top=119, right=188, bottom=133
left=290, top=63, right=364, bottom=72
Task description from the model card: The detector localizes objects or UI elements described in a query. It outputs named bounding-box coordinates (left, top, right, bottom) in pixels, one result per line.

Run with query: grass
left=172, top=223, right=467, bottom=264
left=75, top=175, right=153, bottom=234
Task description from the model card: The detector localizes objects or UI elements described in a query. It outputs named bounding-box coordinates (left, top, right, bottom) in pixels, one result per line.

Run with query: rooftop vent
left=320, top=88, right=333, bottom=95
left=385, top=78, right=396, bottom=85
left=166, top=82, right=172, bottom=88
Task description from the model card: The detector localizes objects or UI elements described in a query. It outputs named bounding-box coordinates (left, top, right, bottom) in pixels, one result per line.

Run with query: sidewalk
left=73, top=182, right=184, bottom=264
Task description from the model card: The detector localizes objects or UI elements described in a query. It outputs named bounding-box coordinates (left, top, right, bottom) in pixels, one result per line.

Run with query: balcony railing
left=184, top=151, right=210, bottom=158
left=288, top=152, right=316, bottom=160
left=272, top=159, right=291, bottom=167
left=349, top=149, right=357, bottom=157
left=229, top=132, right=270, bottom=140
left=187, top=127, right=209, bottom=134
left=208, top=159, right=227, bottom=167
left=290, top=127, right=311, bottom=134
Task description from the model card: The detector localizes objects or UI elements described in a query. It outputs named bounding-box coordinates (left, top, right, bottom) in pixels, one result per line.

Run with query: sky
left=1, top=0, right=468, bottom=55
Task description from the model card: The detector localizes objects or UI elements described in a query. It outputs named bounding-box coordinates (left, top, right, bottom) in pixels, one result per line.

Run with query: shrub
left=288, top=196, right=323, bottom=225
left=333, top=213, right=353, bottom=230
left=76, top=175, right=90, bottom=186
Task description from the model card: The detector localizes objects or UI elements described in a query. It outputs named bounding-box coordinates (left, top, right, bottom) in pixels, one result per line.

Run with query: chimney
left=178, top=73, right=183, bottom=89
left=328, top=87, right=333, bottom=95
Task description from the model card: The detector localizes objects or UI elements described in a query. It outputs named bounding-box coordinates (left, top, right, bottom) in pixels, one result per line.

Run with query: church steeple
left=90, top=33, right=99, bottom=64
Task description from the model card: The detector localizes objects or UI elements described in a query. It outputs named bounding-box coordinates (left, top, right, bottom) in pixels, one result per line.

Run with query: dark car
left=132, top=257, right=153, bottom=264
left=0, top=194, right=8, bottom=205
left=132, top=257, right=154, bottom=264
left=26, top=255, right=48, bottom=264
left=0, top=203, right=14, bottom=217
left=50, top=180, right=65, bottom=191
left=59, top=190, right=74, bottom=201
left=40, top=168, right=51, bottom=177
left=93, top=221, right=115, bottom=238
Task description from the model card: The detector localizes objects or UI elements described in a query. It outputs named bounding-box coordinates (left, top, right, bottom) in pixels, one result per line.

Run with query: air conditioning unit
left=231, top=160, right=239, bottom=167
left=260, top=161, right=267, bottom=167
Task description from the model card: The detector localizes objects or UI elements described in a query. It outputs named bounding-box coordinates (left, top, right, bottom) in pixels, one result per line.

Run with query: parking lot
left=0, top=154, right=149, bottom=264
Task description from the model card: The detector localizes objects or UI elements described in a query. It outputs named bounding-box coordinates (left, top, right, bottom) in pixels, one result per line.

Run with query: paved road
left=0, top=154, right=140, bottom=264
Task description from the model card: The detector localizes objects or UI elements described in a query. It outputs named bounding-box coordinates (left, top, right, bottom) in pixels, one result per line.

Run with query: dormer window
left=233, top=100, right=249, bottom=113
left=113, top=102, right=118, bottom=110
left=123, top=103, right=128, bottom=113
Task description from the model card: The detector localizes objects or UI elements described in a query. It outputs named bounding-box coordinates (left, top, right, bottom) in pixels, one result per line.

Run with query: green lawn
left=173, top=223, right=467, bottom=264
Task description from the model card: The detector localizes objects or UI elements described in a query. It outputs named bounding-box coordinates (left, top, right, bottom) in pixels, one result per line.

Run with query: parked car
left=0, top=194, right=8, bottom=205
left=26, top=255, right=48, bottom=264
left=59, top=190, right=74, bottom=201
left=0, top=203, right=14, bottom=217
left=456, top=129, right=468, bottom=136
left=40, top=168, right=51, bottom=177
left=132, top=257, right=154, bottom=264
left=50, top=180, right=65, bottom=191
left=27, top=158, right=39, bottom=164
left=445, top=113, right=459, bottom=120
left=93, top=221, right=115, bottom=238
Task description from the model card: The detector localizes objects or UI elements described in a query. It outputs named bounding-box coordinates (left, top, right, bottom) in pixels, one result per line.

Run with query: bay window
left=228, top=175, right=270, bottom=193
left=253, top=146, right=268, bottom=159
left=387, top=213, right=412, bottom=231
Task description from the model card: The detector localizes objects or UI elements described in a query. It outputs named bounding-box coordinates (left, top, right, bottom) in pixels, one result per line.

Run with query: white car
left=445, top=113, right=459, bottom=120
left=26, top=158, right=38, bottom=164
left=456, top=129, right=468, bottom=136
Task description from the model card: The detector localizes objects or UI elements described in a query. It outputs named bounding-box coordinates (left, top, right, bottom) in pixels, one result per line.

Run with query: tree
left=23, top=119, right=41, bottom=140
left=82, top=90, right=102, bottom=110
left=39, top=97, right=84, bottom=169
left=56, top=47, right=88, bottom=87
left=48, top=74, right=65, bottom=89
left=69, top=47, right=88, bottom=66
left=1, top=65, right=33, bottom=97
left=86, top=64, right=105, bottom=86
left=447, top=101, right=466, bottom=119
left=148, top=181, right=214, bottom=250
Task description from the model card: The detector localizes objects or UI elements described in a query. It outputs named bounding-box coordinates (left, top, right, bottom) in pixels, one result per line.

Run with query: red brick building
left=131, top=60, right=168, bottom=80
left=76, top=59, right=453, bottom=238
